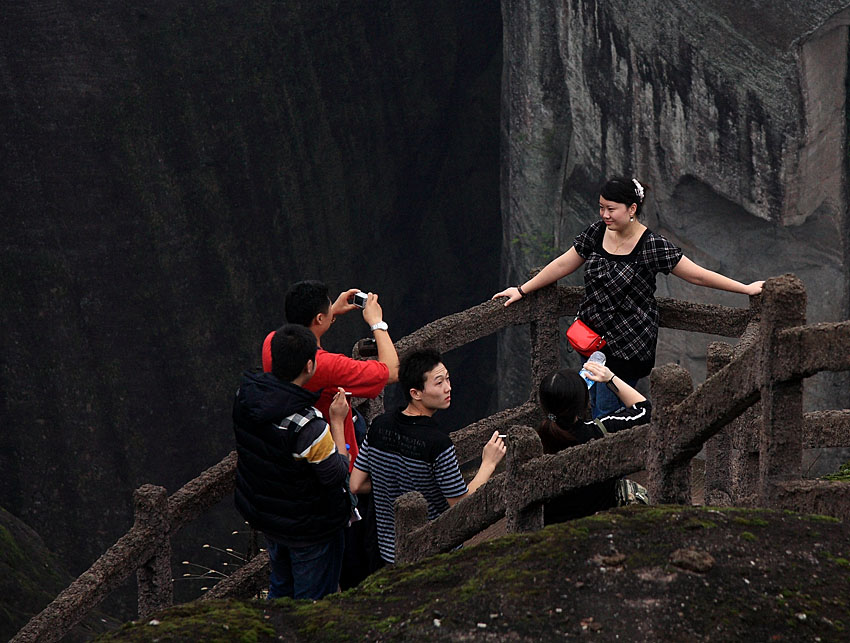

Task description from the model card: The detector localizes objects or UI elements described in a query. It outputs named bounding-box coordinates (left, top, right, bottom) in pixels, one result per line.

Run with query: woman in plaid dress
left=493, top=177, right=764, bottom=418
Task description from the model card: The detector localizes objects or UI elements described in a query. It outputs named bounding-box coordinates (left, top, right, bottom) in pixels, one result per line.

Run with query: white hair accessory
left=632, top=178, right=645, bottom=202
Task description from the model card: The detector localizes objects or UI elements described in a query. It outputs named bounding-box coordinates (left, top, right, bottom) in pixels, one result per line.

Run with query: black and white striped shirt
left=352, top=409, right=467, bottom=563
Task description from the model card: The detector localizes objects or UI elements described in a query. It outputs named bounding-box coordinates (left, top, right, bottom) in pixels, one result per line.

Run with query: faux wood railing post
left=505, top=425, right=544, bottom=533
left=134, top=484, right=173, bottom=619
left=393, top=491, right=429, bottom=565
left=647, top=364, right=694, bottom=504
left=758, top=275, right=806, bottom=505
left=728, top=404, right=762, bottom=506
left=730, top=296, right=764, bottom=505
left=527, top=282, right=561, bottom=400
left=703, top=342, right=734, bottom=505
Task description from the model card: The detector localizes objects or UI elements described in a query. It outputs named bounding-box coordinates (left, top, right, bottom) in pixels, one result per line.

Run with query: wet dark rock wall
left=0, top=0, right=502, bottom=611
left=499, top=0, right=850, bottom=411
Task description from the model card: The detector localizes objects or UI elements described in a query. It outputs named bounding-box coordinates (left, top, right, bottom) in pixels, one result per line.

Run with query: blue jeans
left=590, top=376, right=640, bottom=419
left=266, top=529, right=345, bottom=600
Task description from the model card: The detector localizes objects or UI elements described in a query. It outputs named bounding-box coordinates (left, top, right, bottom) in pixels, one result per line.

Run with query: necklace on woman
left=609, top=225, right=642, bottom=253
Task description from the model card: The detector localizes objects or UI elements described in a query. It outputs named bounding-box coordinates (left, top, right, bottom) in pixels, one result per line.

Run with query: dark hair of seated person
left=536, top=369, right=589, bottom=453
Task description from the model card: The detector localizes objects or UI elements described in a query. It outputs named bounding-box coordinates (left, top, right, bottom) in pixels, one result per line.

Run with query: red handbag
left=566, top=318, right=606, bottom=357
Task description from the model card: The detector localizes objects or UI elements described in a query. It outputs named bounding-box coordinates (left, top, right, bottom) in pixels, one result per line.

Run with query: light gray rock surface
left=499, top=0, right=850, bottom=413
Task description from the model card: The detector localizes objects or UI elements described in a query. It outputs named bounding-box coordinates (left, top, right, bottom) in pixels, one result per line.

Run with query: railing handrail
left=17, top=275, right=850, bottom=642
left=393, top=275, right=850, bottom=563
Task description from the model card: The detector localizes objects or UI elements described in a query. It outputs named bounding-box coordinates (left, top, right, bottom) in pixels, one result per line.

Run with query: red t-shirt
left=262, top=331, right=389, bottom=469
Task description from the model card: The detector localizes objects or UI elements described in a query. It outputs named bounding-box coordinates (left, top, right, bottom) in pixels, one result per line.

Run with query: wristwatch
left=370, top=321, right=389, bottom=332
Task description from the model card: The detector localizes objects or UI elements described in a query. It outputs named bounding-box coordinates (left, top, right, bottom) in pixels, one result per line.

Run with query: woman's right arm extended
left=492, top=247, right=586, bottom=307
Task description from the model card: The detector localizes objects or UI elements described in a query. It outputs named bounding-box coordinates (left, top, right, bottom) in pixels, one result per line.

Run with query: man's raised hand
left=331, top=288, right=361, bottom=316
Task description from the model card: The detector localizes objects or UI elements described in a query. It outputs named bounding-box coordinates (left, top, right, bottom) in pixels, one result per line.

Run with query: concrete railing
left=12, top=452, right=238, bottom=642
left=393, top=275, right=850, bottom=564
left=15, top=274, right=849, bottom=641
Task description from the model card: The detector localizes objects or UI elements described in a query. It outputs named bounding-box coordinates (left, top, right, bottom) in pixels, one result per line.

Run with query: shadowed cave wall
left=0, top=0, right=503, bottom=614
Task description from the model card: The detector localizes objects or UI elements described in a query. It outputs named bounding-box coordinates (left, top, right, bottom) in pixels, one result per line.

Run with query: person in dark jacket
left=536, top=359, right=651, bottom=524
left=233, top=324, right=351, bottom=600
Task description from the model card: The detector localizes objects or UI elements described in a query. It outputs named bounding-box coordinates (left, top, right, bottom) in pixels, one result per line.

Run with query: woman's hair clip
left=632, top=178, right=645, bottom=202
left=547, top=413, right=557, bottom=422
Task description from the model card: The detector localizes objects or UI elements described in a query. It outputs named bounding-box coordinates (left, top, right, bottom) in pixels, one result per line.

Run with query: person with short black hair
left=349, top=349, right=506, bottom=564
left=283, top=280, right=333, bottom=328
left=397, top=348, right=443, bottom=402
left=262, top=280, right=400, bottom=589
left=493, top=176, right=764, bottom=418
left=233, top=323, right=351, bottom=600
left=262, top=280, right=399, bottom=469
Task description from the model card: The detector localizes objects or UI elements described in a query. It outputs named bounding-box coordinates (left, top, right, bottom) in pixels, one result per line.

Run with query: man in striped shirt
left=349, top=349, right=506, bottom=564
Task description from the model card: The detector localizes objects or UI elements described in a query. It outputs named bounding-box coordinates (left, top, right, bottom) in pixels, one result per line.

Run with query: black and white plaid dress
left=574, top=221, right=682, bottom=379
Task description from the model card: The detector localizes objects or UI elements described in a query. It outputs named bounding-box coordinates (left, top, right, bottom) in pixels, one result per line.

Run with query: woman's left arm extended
left=672, top=256, right=764, bottom=296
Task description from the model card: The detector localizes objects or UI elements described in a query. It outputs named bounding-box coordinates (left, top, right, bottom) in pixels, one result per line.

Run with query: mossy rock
left=96, top=505, right=850, bottom=641
left=0, top=506, right=119, bottom=641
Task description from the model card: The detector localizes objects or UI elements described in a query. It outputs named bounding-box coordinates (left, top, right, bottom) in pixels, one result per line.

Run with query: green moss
left=683, top=519, right=717, bottom=530
left=733, top=517, right=769, bottom=527
left=740, top=531, right=757, bottom=541
left=822, top=461, right=850, bottom=482
left=512, top=230, right=557, bottom=264
left=376, top=561, right=454, bottom=588
left=579, top=513, right=620, bottom=524
left=98, top=600, right=275, bottom=642
left=0, top=525, right=25, bottom=566
left=639, top=507, right=682, bottom=520
left=565, top=525, right=590, bottom=538
left=457, top=576, right=483, bottom=600
left=824, top=553, right=850, bottom=569
left=803, top=514, right=841, bottom=524
left=374, top=615, right=402, bottom=632
left=713, top=507, right=772, bottom=516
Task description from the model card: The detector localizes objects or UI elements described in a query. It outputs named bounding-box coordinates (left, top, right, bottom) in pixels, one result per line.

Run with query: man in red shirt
left=262, top=280, right=399, bottom=470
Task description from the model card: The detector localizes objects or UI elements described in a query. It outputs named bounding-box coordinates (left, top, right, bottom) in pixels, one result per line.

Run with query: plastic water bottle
left=579, top=351, right=606, bottom=388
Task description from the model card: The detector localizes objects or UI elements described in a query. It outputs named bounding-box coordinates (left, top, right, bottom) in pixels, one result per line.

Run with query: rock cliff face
left=0, top=0, right=502, bottom=612
left=0, top=507, right=118, bottom=640
left=499, top=0, right=850, bottom=410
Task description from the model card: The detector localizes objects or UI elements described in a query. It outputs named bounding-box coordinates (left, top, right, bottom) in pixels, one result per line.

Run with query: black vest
left=232, top=371, right=349, bottom=544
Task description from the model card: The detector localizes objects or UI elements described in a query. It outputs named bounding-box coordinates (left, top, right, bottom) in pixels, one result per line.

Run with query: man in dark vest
left=233, top=324, right=351, bottom=600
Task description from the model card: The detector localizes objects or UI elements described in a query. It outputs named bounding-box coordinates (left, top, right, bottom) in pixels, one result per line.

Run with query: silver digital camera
left=349, top=291, right=368, bottom=308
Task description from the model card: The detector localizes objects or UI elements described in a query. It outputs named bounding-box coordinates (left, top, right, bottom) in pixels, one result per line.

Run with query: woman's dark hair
left=600, top=176, right=649, bottom=218
left=536, top=369, right=589, bottom=454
